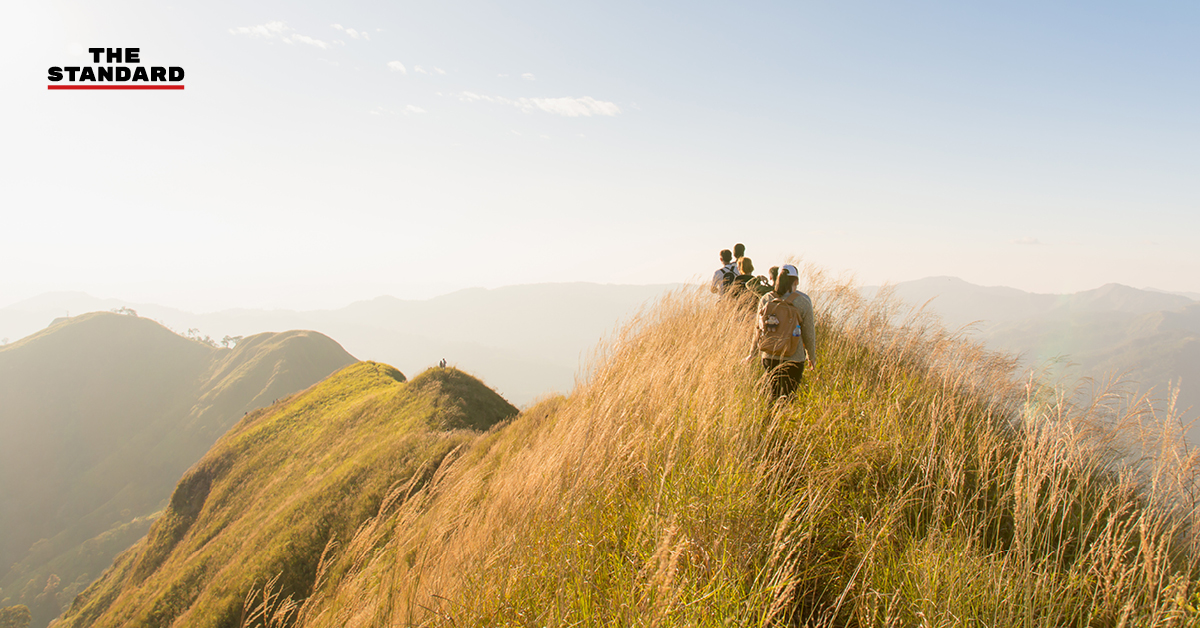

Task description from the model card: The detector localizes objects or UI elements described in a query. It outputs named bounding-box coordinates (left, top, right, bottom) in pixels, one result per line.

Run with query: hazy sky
left=3, top=1, right=1197, bottom=311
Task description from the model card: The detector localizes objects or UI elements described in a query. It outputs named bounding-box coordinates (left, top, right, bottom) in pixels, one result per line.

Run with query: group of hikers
left=710, top=244, right=817, bottom=401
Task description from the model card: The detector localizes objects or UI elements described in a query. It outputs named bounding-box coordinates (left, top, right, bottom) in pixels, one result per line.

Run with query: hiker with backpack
left=731, top=257, right=771, bottom=297
left=710, top=249, right=739, bottom=295
left=747, top=264, right=816, bottom=400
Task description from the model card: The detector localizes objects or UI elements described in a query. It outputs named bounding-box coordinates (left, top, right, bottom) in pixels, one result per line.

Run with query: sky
left=2, top=0, right=1197, bottom=312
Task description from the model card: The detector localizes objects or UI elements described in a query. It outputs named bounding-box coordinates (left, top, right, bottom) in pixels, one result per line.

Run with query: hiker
left=768, top=266, right=779, bottom=288
left=710, top=249, right=738, bottom=295
left=733, top=243, right=746, bottom=266
left=747, top=264, right=816, bottom=400
left=439, top=358, right=447, bottom=368
left=731, top=257, right=771, bottom=297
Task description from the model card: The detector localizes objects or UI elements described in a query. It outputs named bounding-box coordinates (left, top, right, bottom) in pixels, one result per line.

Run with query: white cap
left=781, top=264, right=799, bottom=277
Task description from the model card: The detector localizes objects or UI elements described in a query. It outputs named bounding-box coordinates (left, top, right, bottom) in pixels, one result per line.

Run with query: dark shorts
left=762, top=358, right=805, bottom=399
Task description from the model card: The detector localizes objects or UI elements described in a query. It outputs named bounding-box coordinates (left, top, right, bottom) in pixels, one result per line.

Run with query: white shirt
left=711, top=263, right=738, bottom=294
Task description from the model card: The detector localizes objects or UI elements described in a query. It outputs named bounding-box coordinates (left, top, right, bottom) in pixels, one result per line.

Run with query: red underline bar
left=47, top=85, right=185, bottom=90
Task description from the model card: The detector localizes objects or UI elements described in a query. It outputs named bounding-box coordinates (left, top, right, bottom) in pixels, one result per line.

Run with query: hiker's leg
left=761, top=358, right=785, bottom=399
left=781, top=360, right=806, bottom=397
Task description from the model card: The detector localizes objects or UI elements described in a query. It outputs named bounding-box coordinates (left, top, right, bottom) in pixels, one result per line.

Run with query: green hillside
left=55, top=271, right=1200, bottom=626
left=58, top=362, right=516, bottom=628
left=0, top=312, right=356, bottom=628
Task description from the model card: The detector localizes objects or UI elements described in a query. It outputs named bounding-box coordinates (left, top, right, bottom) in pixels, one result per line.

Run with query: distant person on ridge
left=710, top=249, right=738, bottom=294
left=748, top=264, right=816, bottom=400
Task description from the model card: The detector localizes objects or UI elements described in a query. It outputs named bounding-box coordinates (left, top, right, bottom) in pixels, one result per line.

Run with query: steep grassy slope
left=58, top=362, right=516, bottom=628
left=0, top=312, right=355, bottom=627
left=276, top=270, right=1200, bottom=626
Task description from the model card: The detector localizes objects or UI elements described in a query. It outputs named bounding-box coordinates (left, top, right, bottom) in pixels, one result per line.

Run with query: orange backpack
left=757, top=294, right=802, bottom=357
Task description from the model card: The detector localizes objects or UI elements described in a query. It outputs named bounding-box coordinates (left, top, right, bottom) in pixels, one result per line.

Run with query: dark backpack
left=719, top=264, right=738, bottom=289
left=730, top=274, right=755, bottom=296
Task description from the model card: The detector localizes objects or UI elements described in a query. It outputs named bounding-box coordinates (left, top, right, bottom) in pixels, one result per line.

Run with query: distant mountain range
left=4, top=279, right=1195, bottom=421
left=866, top=277, right=1200, bottom=438
left=0, top=283, right=680, bottom=407
left=0, top=313, right=354, bottom=628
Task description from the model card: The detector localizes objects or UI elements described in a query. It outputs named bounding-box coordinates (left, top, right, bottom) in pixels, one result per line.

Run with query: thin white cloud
left=287, top=34, right=330, bottom=49
left=229, top=21, right=288, bottom=38
left=368, top=105, right=427, bottom=116
left=229, top=22, right=329, bottom=49
left=456, top=92, right=621, bottom=117
left=523, top=96, right=621, bottom=117
left=414, top=65, right=429, bottom=74
left=497, top=73, right=509, bottom=78
left=331, top=24, right=370, bottom=40
left=435, top=67, right=446, bottom=75
left=387, top=61, right=407, bottom=74
left=521, top=73, right=536, bottom=81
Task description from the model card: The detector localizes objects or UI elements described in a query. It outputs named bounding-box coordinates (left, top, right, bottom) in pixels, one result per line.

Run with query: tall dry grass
left=248, top=264, right=1200, bottom=627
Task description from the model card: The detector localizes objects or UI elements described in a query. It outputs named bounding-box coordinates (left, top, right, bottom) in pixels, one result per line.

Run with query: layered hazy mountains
left=0, top=313, right=354, bottom=627
left=0, top=284, right=677, bottom=407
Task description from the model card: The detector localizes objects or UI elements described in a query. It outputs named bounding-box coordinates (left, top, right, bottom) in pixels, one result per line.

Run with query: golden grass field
left=240, top=263, right=1200, bottom=627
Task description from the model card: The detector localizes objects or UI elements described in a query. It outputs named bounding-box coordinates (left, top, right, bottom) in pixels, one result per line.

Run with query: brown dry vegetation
left=244, top=265, right=1200, bottom=627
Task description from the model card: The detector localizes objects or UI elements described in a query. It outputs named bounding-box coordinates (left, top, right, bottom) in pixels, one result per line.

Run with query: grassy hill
left=58, top=362, right=516, bottom=628
left=54, top=269, right=1200, bottom=626
left=0, top=312, right=356, bottom=628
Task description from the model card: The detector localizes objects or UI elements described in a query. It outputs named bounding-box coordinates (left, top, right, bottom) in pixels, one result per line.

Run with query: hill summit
left=0, top=312, right=356, bottom=627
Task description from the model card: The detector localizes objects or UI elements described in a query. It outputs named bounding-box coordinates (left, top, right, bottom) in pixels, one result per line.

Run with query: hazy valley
left=869, top=277, right=1200, bottom=439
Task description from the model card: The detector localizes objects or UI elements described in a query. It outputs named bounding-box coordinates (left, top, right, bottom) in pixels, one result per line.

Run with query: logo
left=48, top=48, right=185, bottom=90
